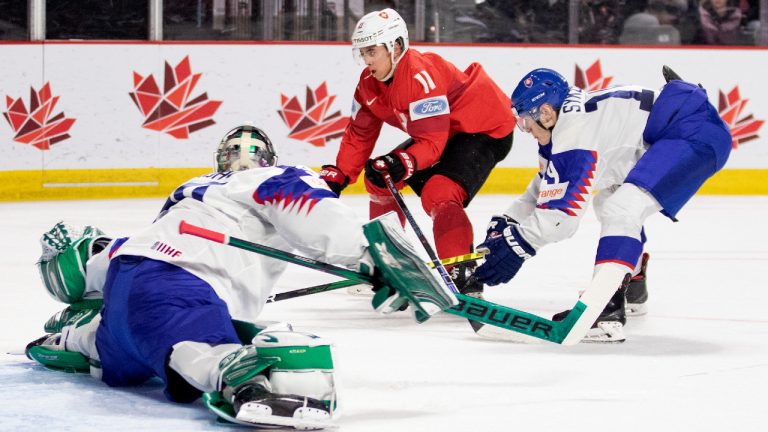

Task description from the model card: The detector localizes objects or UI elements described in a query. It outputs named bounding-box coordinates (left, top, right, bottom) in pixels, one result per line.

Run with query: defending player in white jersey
left=25, top=124, right=454, bottom=429
left=473, top=68, right=732, bottom=342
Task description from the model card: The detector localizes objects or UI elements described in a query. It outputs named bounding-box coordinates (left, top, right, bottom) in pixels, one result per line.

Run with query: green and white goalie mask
left=215, top=124, right=278, bottom=172
left=37, top=221, right=112, bottom=304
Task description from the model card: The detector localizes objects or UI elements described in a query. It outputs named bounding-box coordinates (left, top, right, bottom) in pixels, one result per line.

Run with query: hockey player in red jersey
left=319, top=8, right=516, bottom=297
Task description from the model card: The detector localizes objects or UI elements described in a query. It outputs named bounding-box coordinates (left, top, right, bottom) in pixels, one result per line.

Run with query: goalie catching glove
left=37, top=221, right=112, bottom=304
left=474, top=215, right=536, bottom=285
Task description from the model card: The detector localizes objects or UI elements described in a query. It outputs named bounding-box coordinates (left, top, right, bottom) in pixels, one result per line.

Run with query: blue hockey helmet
left=511, top=69, right=569, bottom=131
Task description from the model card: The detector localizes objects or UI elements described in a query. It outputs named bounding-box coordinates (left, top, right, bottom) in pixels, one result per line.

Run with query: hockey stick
left=181, top=220, right=484, bottom=303
left=179, top=220, right=586, bottom=344
left=426, top=251, right=484, bottom=269
left=266, top=280, right=362, bottom=303
left=379, top=173, right=595, bottom=344
left=380, top=173, right=459, bottom=293
left=267, top=252, right=486, bottom=303
left=179, top=221, right=373, bottom=284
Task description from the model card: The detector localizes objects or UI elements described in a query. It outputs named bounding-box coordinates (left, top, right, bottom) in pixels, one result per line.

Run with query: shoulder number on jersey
left=413, top=70, right=436, bottom=94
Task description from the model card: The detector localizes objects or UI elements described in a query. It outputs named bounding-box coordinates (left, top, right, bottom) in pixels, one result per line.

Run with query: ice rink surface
left=1, top=194, right=767, bottom=431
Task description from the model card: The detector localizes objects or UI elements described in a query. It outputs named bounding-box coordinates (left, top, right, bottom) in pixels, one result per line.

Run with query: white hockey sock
left=594, top=183, right=661, bottom=275
left=168, top=341, right=242, bottom=393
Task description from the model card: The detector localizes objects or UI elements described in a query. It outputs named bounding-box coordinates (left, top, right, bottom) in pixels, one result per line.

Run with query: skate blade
left=346, top=284, right=374, bottom=297
left=581, top=321, right=626, bottom=344
left=236, top=403, right=336, bottom=430
left=626, top=302, right=648, bottom=317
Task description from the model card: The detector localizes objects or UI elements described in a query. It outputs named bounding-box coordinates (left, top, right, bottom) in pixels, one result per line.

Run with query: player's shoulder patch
left=351, top=98, right=361, bottom=120
left=409, top=95, right=450, bottom=121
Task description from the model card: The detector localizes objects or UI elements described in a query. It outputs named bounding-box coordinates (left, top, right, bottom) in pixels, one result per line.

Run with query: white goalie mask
left=215, top=124, right=277, bottom=172
left=351, top=8, right=409, bottom=79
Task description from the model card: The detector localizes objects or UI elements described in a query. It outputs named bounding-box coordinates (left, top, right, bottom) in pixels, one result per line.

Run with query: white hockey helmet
left=351, top=8, right=409, bottom=70
left=215, top=123, right=277, bottom=172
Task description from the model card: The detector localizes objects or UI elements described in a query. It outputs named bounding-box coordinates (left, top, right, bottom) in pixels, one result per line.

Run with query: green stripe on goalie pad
left=43, top=306, right=101, bottom=334
left=27, top=346, right=91, bottom=373
left=449, top=294, right=586, bottom=344
left=363, top=214, right=457, bottom=323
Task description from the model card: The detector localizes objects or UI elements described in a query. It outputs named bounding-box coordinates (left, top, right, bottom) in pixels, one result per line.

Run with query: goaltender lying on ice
left=25, top=122, right=460, bottom=431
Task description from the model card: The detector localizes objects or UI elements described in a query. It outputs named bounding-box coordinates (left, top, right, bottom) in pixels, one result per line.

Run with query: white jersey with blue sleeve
left=111, top=165, right=369, bottom=321
left=505, top=85, right=657, bottom=251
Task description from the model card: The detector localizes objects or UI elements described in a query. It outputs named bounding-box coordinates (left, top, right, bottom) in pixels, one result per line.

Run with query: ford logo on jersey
left=415, top=99, right=447, bottom=115
left=409, top=95, right=450, bottom=121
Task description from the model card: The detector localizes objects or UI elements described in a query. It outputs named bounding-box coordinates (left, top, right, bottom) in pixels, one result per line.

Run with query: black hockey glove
left=364, top=150, right=416, bottom=188
left=474, top=218, right=536, bottom=286
left=318, top=164, right=349, bottom=196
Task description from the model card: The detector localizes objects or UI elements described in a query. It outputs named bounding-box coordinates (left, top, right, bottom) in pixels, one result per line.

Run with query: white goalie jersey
left=109, top=166, right=369, bottom=320
left=506, top=85, right=658, bottom=250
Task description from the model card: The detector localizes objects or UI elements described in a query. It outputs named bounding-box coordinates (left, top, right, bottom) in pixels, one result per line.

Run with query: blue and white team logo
left=409, top=95, right=450, bottom=121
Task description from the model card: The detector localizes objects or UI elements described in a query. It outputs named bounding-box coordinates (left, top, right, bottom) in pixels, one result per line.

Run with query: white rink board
left=0, top=42, right=766, bottom=171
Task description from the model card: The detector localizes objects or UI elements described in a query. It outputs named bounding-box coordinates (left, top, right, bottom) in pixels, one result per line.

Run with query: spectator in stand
left=699, top=0, right=743, bottom=44
left=520, top=0, right=570, bottom=43
left=739, top=0, right=759, bottom=24
left=621, top=0, right=702, bottom=44
left=580, top=0, right=623, bottom=44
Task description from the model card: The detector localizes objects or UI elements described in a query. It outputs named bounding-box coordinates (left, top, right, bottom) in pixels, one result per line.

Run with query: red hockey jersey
left=336, top=48, right=515, bottom=182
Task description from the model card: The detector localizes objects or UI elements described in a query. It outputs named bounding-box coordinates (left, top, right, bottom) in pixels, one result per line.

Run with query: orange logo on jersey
left=379, top=11, right=389, bottom=19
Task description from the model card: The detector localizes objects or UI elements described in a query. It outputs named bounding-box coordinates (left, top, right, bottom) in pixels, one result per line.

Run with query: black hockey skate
left=553, top=274, right=630, bottom=343
left=449, top=261, right=484, bottom=299
left=232, top=383, right=333, bottom=430
left=626, top=252, right=649, bottom=316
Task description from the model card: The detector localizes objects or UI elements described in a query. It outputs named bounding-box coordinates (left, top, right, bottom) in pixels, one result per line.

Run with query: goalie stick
left=268, top=252, right=486, bottom=303
left=178, top=220, right=595, bottom=344
left=380, top=173, right=459, bottom=294
left=178, top=220, right=373, bottom=284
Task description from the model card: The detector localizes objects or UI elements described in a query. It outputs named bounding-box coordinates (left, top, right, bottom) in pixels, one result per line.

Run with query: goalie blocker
left=362, top=213, right=458, bottom=322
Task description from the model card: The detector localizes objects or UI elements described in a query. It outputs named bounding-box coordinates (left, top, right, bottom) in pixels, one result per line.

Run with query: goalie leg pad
left=26, top=334, right=92, bottom=373
left=27, top=312, right=103, bottom=375
left=231, top=319, right=294, bottom=345
left=44, top=304, right=101, bottom=334
left=204, top=330, right=338, bottom=429
left=251, top=330, right=336, bottom=406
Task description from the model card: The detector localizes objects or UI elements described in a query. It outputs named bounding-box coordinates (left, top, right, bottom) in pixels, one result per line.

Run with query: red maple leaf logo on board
left=277, top=82, right=349, bottom=147
left=129, top=56, right=222, bottom=139
left=3, top=82, right=76, bottom=150
left=718, top=86, right=764, bottom=149
left=574, top=60, right=613, bottom=91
